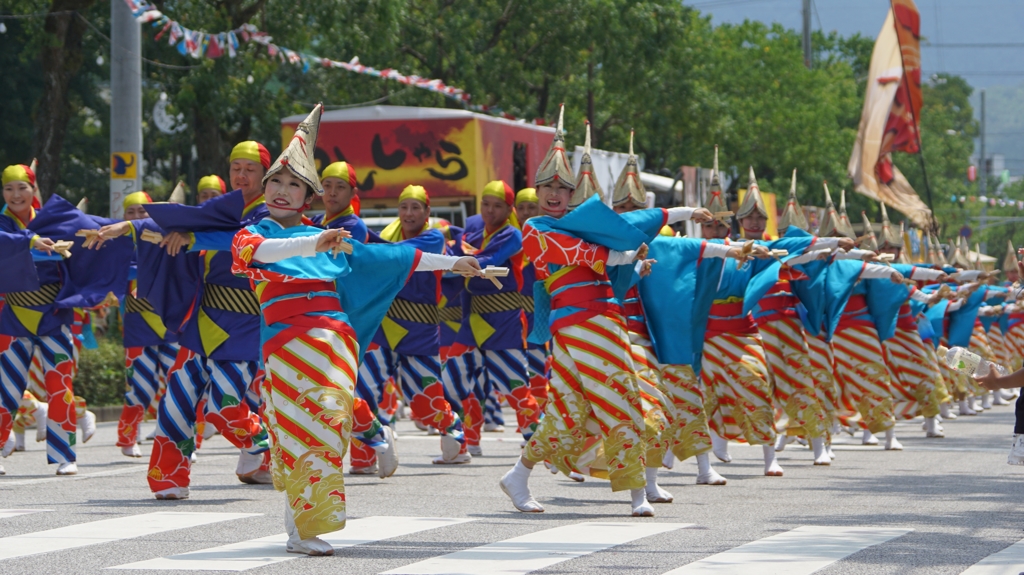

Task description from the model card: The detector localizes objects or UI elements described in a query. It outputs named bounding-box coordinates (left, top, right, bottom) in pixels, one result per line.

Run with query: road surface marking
left=0, top=512, right=259, bottom=561
left=109, top=516, right=473, bottom=572
left=0, top=509, right=49, bottom=519
left=383, top=521, right=692, bottom=575
left=662, top=526, right=912, bottom=574
left=961, top=538, right=1024, bottom=575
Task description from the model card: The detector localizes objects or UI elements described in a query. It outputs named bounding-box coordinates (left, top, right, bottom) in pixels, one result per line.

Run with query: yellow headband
left=197, top=175, right=226, bottom=194
left=321, top=162, right=358, bottom=187
left=483, top=180, right=514, bottom=206
left=515, top=188, right=538, bottom=205
left=229, top=141, right=270, bottom=169
left=122, top=191, right=153, bottom=209
left=481, top=180, right=520, bottom=230
left=2, top=165, right=34, bottom=186
left=399, top=184, right=429, bottom=206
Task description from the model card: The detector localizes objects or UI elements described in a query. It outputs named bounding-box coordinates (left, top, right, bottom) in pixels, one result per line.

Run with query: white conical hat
left=817, top=182, right=844, bottom=237
left=570, top=122, right=603, bottom=210
left=736, top=166, right=768, bottom=219
left=534, top=104, right=576, bottom=190
left=168, top=181, right=187, bottom=204
left=859, top=211, right=879, bottom=251
left=836, top=189, right=856, bottom=239
left=611, top=130, right=646, bottom=209
left=263, top=103, right=324, bottom=195
left=878, top=202, right=902, bottom=249
left=703, top=145, right=729, bottom=214
left=1004, top=239, right=1018, bottom=273
left=778, top=169, right=808, bottom=232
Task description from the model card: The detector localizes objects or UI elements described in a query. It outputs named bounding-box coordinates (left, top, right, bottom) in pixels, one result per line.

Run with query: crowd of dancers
left=0, top=103, right=1019, bottom=556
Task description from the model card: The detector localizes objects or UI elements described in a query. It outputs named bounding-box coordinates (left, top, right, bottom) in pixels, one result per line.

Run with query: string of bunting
left=120, top=0, right=528, bottom=121
left=952, top=194, right=1024, bottom=210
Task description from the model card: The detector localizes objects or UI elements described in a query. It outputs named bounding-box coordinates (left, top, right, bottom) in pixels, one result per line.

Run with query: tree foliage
left=0, top=0, right=983, bottom=247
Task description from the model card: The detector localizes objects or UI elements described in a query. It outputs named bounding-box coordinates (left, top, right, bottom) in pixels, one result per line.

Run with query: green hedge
left=75, top=334, right=126, bottom=407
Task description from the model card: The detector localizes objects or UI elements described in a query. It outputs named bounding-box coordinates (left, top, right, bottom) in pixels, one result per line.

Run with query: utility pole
left=109, top=0, right=143, bottom=219
left=802, top=0, right=812, bottom=69
left=979, top=89, right=987, bottom=254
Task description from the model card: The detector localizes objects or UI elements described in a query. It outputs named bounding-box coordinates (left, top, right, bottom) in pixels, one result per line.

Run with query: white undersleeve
left=607, top=249, right=638, bottom=267
left=909, top=289, right=932, bottom=303
left=860, top=263, right=897, bottom=280
left=665, top=207, right=696, bottom=225
left=836, top=249, right=873, bottom=260
left=910, top=267, right=945, bottom=281
left=253, top=234, right=320, bottom=263
left=416, top=252, right=462, bottom=271
left=701, top=241, right=732, bottom=259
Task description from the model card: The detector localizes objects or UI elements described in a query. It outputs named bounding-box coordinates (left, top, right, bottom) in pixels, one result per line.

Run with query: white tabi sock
left=630, top=487, right=654, bottom=517
left=662, top=451, right=676, bottom=469
left=811, top=437, right=830, bottom=465
left=940, top=402, right=956, bottom=419
left=763, top=444, right=784, bottom=476
left=500, top=460, right=543, bottom=513
left=644, top=466, right=673, bottom=502
left=697, top=452, right=712, bottom=476
left=884, top=428, right=903, bottom=450
left=862, top=429, right=879, bottom=445
left=695, top=452, right=727, bottom=485
left=711, top=432, right=732, bottom=463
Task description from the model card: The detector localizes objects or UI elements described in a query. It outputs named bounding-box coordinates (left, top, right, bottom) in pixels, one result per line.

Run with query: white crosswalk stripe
left=960, top=538, right=1024, bottom=575
left=382, top=522, right=692, bottom=575
left=0, top=512, right=260, bottom=561
left=0, top=509, right=49, bottom=520
left=108, top=516, right=474, bottom=572
left=662, top=526, right=913, bottom=574
left=10, top=512, right=1020, bottom=574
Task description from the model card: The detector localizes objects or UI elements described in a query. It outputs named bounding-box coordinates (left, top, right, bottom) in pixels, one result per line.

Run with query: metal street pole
left=110, top=0, right=142, bottom=219
left=979, top=89, right=987, bottom=253
left=802, top=0, right=812, bottom=69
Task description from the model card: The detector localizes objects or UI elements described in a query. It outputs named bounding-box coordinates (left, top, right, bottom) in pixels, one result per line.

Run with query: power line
left=687, top=0, right=781, bottom=8
left=928, top=71, right=1024, bottom=76
left=76, top=14, right=202, bottom=71
left=922, top=43, right=1024, bottom=48
left=0, top=10, right=77, bottom=19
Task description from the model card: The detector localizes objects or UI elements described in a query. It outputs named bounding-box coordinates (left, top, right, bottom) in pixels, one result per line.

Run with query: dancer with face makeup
left=231, top=105, right=481, bottom=555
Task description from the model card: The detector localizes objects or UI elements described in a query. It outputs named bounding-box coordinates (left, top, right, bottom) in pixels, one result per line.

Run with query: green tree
left=0, top=0, right=984, bottom=235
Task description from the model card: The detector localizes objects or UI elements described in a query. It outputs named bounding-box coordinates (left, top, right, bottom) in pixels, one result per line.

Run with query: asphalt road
left=1, top=403, right=1023, bottom=575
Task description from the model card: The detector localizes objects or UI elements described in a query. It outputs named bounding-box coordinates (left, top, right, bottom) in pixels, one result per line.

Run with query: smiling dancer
left=499, top=107, right=703, bottom=516
left=231, top=104, right=481, bottom=555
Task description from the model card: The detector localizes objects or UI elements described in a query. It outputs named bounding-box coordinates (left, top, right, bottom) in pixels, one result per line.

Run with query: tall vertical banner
left=847, top=0, right=932, bottom=229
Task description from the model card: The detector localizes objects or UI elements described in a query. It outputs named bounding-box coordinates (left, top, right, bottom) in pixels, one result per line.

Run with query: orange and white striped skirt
left=523, top=314, right=646, bottom=492
left=628, top=332, right=671, bottom=466
left=263, top=327, right=359, bottom=541
left=883, top=328, right=944, bottom=420
left=701, top=332, right=776, bottom=445
left=759, top=316, right=828, bottom=439
left=831, top=323, right=895, bottom=434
